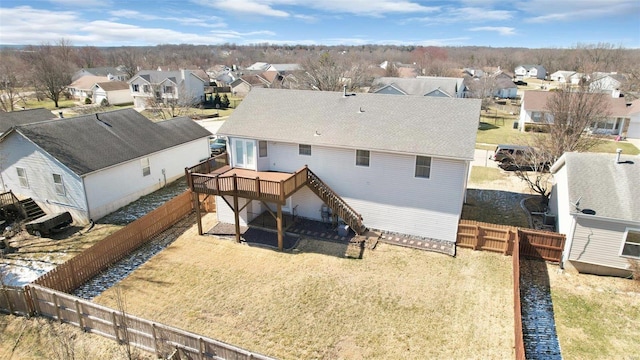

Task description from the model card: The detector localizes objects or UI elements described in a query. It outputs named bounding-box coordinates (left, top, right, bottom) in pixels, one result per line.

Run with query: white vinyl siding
left=52, top=173, right=65, bottom=196
left=569, top=216, right=638, bottom=270
left=245, top=141, right=467, bottom=242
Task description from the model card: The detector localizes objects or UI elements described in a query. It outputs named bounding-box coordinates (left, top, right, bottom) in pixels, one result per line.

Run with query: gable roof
left=522, top=90, right=632, bottom=116
left=371, top=77, right=465, bottom=98
left=495, top=77, right=517, bottom=90
left=551, top=152, right=640, bottom=221
left=0, top=108, right=56, bottom=133
left=95, top=81, right=129, bottom=91
left=68, top=76, right=109, bottom=91
left=129, top=70, right=206, bottom=85
left=7, top=109, right=211, bottom=176
left=218, top=88, right=481, bottom=160
left=81, top=67, right=126, bottom=77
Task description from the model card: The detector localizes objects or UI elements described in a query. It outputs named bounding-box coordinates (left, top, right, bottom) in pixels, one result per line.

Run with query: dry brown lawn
left=93, top=214, right=515, bottom=360
left=548, top=264, right=640, bottom=360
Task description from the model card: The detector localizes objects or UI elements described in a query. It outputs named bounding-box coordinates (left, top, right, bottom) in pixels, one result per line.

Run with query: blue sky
left=0, top=0, right=639, bottom=48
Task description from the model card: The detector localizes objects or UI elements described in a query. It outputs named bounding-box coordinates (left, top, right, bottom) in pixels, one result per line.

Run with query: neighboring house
left=209, top=87, right=480, bottom=245
left=514, top=65, right=547, bottom=80
left=589, top=72, right=628, bottom=94
left=371, top=76, right=468, bottom=98
left=493, top=77, right=518, bottom=99
left=128, top=70, right=206, bottom=109
left=517, top=90, right=632, bottom=135
left=549, top=151, right=640, bottom=277
left=549, top=71, right=582, bottom=84
left=72, top=67, right=129, bottom=82
left=230, top=75, right=269, bottom=96
left=0, top=108, right=56, bottom=135
left=627, top=99, right=640, bottom=139
left=0, top=109, right=211, bottom=223
left=245, top=62, right=270, bottom=71
left=67, top=76, right=109, bottom=101
left=92, top=81, right=133, bottom=105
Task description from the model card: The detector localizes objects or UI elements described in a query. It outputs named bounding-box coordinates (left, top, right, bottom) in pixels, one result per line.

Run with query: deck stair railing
left=305, top=167, right=366, bottom=235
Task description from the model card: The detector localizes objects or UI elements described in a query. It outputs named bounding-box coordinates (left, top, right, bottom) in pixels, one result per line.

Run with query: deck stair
left=305, top=168, right=366, bottom=235
left=18, top=198, right=46, bottom=221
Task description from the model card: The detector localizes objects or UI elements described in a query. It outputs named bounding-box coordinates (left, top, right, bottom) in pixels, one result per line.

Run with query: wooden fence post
left=152, top=323, right=159, bottom=356
left=1, top=285, right=14, bottom=315
left=504, top=229, right=511, bottom=255
left=199, top=337, right=205, bottom=360
left=111, top=311, right=120, bottom=343
left=473, top=224, right=480, bottom=250
left=53, top=293, right=62, bottom=323
left=75, top=300, right=84, bottom=331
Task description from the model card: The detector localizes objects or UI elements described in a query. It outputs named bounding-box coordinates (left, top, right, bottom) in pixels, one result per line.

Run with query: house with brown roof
left=67, top=75, right=109, bottom=101
left=92, top=81, right=133, bottom=105
left=517, top=90, right=633, bottom=136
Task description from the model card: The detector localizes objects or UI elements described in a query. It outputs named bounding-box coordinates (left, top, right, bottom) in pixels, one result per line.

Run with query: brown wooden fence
left=2, top=284, right=274, bottom=360
left=33, top=190, right=194, bottom=293
left=456, top=220, right=565, bottom=262
left=512, top=231, right=526, bottom=360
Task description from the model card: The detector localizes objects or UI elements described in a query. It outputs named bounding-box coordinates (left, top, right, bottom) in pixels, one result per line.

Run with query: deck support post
left=193, top=191, right=203, bottom=235
left=233, top=175, right=241, bottom=243
left=277, top=203, right=283, bottom=251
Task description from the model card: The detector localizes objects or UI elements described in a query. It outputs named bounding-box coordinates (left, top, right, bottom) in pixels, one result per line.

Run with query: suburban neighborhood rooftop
left=218, top=87, right=481, bottom=160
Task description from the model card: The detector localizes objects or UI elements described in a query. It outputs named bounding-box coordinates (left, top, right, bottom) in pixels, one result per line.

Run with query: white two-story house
left=186, top=88, right=481, bottom=251
left=128, top=70, right=206, bottom=109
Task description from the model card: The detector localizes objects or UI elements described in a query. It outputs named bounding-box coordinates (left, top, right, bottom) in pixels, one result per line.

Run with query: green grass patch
left=20, top=98, right=77, bottom=110
left=590, top=140, right=640, bottom=155
left=476, top=116, right=532, bottom=146
left=469, top=166, right=507, bottom=184
left=551, top=287, right=640, bottom=359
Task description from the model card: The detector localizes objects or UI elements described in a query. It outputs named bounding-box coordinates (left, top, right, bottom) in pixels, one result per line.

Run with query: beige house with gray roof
left=206, top=88, right=481, bottom=248
left=549, top=151, right=640, bottom=277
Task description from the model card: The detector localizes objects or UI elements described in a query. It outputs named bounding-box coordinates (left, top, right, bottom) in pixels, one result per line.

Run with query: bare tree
left=144, top=83, right=201, bottom=120
left=117, top=49, right=139, bottom=79
left=510, top=84, right=611, bottom=203
left=300, top=52, right=368, bottom=91
left=77, top=46, right=105, bottom=68
left=24, top=43, right=74, bottom=108
left=0, top=51, right=28, bottom=112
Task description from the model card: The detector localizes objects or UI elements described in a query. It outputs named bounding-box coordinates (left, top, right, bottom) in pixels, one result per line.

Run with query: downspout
left=561, top=214, right=578, bottom=269
left=81, top=175, right=92, bottom=223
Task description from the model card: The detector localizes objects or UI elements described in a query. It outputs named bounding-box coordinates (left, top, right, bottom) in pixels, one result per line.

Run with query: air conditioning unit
left=543, top=212, right=556, bottom=226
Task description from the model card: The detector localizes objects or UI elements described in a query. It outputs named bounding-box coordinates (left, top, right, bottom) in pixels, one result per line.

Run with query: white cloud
left=49, top=0, right=111, bottom=7
left=516, top=0, right=640, bottom=23
left=194, top=0, right=290, bottom=18
left=469, top=26, right=516, bottom=36
left=410, top=6, right=514, bottom=25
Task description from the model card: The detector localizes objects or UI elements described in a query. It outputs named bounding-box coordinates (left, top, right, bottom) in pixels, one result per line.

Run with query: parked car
left=209, top=137, right=227, bottom=155
left=490, top=144, right=534, bottom=162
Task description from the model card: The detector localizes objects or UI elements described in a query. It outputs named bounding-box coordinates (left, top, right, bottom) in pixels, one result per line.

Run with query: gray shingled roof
left=218, top=88, right=481, bottom=160
left=0, top=108, right=56, bottom=133
left=555, top=152, right=640, bottom=221
left=371, top=77, right=465, bottom=98
left=12, top=109, right=211, bottom=176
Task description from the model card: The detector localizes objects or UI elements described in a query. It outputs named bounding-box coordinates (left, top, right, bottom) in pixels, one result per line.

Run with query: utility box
left=337, top=224, right=349, bottom=237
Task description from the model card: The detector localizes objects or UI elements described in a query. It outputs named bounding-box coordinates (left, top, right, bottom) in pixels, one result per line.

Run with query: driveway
left=472, top=148, right=499, bottom=168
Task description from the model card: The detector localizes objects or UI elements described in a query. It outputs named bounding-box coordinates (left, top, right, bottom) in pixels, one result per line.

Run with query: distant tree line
left=1, top=40, right=639, bottom=112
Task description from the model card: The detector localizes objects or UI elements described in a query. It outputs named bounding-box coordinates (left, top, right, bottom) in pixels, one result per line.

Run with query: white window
left=52, top=173, right=65, bottom=196
left=141, top=157, right=150, bottom=176
left=621, top=228, right=640, bottom=259
left=259, top=141, right=268, bottom=157
left=132, top=84, right=139, bottom=92
left=16, top=167, right=29, bottom=188
left=143, top=85, right=150, bottom=93
left=233, top=139, right=256, bottom=169
left=299, top=144, right=311, bottom=156
left=531, top=111, right=542, bottom=123
left=356, top=150, right=370, bottom=167
left=415, top=156, right=431, bottom=179
left=164, top=86, right=174, bottom=94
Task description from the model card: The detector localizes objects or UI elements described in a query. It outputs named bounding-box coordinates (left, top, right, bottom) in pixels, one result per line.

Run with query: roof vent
left=358, top=107, right=364, bottom=113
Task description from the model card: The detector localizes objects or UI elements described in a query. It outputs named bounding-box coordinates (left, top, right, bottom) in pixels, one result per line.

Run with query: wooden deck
left=186, top=155, right=308, bottom=205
